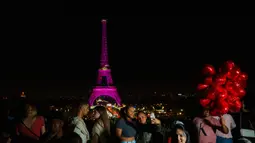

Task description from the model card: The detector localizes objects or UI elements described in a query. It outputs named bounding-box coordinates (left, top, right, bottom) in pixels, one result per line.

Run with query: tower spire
left=100, top=19, right=109, bottom=68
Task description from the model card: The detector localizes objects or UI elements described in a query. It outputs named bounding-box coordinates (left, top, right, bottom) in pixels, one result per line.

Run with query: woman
left=116, top=105, right=137, bottom=143
left=91, top=106, right=111, bottom=143
left=16, top=104, right=46, bottom=142
left=168, top=121, right=190, bottom=143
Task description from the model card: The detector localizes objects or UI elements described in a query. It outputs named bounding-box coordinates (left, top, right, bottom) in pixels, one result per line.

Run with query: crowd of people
left=0, top=101, right=253, bottom=143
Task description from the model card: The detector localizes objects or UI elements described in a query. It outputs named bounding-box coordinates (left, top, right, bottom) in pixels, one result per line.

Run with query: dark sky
left=1, top=16, right=254, bottom=98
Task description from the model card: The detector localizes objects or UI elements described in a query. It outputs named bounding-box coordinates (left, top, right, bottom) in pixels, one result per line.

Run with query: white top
left=72, top=117, right=90, bottom=143
left=213, top=114, right=236, bottom=138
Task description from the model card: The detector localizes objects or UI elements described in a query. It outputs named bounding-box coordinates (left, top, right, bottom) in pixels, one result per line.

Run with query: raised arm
left=219, top=116, right=229, bottom=134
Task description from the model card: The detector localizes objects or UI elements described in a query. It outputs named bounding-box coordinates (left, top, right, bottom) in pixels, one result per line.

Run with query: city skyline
left=1, top=16, right=254, bottom=100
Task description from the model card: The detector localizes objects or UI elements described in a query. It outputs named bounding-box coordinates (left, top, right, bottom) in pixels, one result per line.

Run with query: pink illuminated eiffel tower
left=88, top=19, right=121, bottom=106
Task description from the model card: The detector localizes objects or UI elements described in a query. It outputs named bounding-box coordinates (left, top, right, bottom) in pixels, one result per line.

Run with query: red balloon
left=225, top=81, right=234, bottom=90
left=200, top=98, right=211, bottom=107
left=227, top=67, right=241, bottom=79
left=225, top=82, right=238, bottom=96
left=233, top=81, right=241, bottom=88
left=204, top=77, right=213, bottom=85
left=198, top=61, right=247, bottom=114
left=229, top=100, right=242, bottom=112
left=210, top=101, right=215, bottom=108
left=218, top=92, right=228, bottom=100
left=237, top=88, right=246, bottom=98
left=235, top=100, right=242, bottom=109
left=207, top=91, right=216, bottom=100
left=210, top=108, right=220, bottom=116
left=227, top=96, right=239, bottom=103
left=239, top=72, right=248, bottom=81
left=229, top=88, right=239, bottom=97
left=203, top=64, right=216, bottom=75
left=225, top=61, right=235, bottom=71
left=215, top=75, right=227, bottom=85
left=238, top=80, right=247, bottom=88
left=216, top=86, right=226, bottom=93
left=197, top=84, right=209, bottom=90
left=218, top=100, right=229, bottom=114
left=220, top=105, right=229, bottom=114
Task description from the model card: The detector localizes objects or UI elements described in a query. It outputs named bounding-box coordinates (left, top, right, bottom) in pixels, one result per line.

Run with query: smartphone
left=150, top=112, right=155, bottom=119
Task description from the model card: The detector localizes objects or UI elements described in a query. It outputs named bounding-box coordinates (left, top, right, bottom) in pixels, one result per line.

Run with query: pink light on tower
left=88, top=19, right=121, bottom=106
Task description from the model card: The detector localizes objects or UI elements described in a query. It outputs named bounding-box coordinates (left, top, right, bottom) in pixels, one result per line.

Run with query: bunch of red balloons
left=197, top=61, right=248, bottom=116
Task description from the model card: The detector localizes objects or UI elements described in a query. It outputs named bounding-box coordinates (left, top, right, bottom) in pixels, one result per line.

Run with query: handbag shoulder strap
left=20, top=120, right=40, bottom=139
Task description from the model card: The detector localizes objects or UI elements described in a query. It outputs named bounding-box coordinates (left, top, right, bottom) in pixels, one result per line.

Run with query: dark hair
left=120, top=105, right=134, bottom=118
left=137, top=111, right=146, bottom=116
left=94, top=106, right=111, bottom=135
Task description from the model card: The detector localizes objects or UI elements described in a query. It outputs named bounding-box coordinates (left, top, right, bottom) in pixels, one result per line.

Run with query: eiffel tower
left=88, top=19, right=121, bottom=106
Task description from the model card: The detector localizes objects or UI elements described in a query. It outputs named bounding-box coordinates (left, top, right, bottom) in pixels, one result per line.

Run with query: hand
left=151, top=118, right=161, bottom=125
left=203, top=117, right=213, bottom=127
left=220, top=115, right=226, bottom=126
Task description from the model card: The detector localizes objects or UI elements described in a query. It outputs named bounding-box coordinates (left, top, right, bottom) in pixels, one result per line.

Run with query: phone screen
left=150, top=113, right=155, bottom=119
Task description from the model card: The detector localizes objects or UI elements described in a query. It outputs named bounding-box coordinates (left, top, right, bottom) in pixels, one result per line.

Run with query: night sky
left=1, top=16, right=254, bottom=99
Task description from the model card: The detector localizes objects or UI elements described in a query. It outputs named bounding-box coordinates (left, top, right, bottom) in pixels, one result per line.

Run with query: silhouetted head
left=51, top=119, right=64, bottom=133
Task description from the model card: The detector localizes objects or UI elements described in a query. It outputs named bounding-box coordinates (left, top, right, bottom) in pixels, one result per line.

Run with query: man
left=214, top=114, right=236, bottom=143
left=193, top=107, right=229, bottom=143
left=40, top=118, right=64, bottom=143
left=136, top=111, right=162, bottom=143
left=71, top=102, right=90, bottom=143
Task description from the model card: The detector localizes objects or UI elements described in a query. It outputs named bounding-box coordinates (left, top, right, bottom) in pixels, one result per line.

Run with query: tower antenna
left=100, top=19, right=109, bottom=68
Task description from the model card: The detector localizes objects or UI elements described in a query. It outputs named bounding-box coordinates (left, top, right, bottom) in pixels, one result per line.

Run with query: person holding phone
left=136, top=111, right=162, bottom=143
